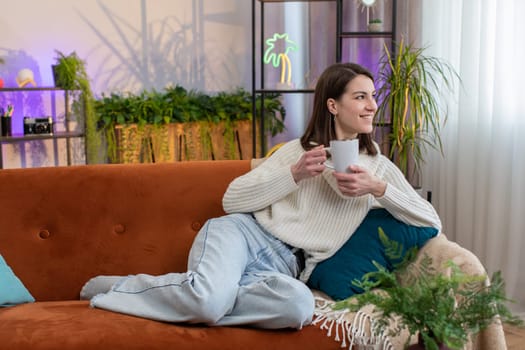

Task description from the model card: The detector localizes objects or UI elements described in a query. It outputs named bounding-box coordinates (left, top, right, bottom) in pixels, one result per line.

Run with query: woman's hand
left=332, top=164, right=386, bottom=197
left=291, top=145, right=327, bottom=183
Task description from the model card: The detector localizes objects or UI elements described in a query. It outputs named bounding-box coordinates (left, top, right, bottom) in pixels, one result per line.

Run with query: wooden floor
left=505, top=324, right=525, bottom=349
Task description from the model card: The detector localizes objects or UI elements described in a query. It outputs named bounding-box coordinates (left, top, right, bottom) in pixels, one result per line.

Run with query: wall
left=0, top=0, right=252, bottom=168
left=0, top=0, right=251, bottom=94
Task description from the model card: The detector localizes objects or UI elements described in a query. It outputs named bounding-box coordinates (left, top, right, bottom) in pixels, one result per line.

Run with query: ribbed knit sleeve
left=223, top=141, right=300, bottom=213
left=223, top=165, right=298, bottom=213
left=374, top=155, right=442, bottom=231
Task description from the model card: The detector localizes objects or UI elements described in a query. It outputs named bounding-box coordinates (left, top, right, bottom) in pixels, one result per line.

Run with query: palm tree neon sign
left=263, top=33, right=298, bottom=86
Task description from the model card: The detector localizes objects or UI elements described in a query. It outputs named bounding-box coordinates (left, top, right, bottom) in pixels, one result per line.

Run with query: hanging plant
left=53, top=50, right=101, bottom=163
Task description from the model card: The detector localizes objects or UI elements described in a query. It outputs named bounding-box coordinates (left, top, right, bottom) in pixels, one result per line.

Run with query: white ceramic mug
left=324, top=139, right=359, bottom=173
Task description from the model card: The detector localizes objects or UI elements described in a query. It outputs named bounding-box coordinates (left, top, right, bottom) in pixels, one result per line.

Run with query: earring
left=328, top=113, right=335, bottom=138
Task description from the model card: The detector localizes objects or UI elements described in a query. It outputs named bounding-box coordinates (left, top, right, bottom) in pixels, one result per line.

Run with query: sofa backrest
left=0, top=160, right=251, bottom=301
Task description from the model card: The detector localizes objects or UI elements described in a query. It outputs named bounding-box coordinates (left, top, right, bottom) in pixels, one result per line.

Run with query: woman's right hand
left=291, top=145, right=327, bottom=183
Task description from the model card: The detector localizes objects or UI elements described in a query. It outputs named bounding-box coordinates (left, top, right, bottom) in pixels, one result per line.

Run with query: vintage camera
left=23, top=117, right=54, bottom=135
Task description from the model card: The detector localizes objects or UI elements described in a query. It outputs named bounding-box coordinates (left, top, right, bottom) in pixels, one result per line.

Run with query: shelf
left=0, top=87, right=63, bottom=92
left=258, top=0, right=335, bottom=2
left=340, top=31, right=394, bottom=38
left=0, top=131, right=84, bottom=143
left=0, top=87, right=86, bottom=168
left=255, top=89, right=314, bottom=94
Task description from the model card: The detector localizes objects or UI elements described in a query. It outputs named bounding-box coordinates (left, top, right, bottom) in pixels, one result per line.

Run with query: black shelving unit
left=0, top=87, right=86, bottom=169
left=252, top=0, right=396, bottom=157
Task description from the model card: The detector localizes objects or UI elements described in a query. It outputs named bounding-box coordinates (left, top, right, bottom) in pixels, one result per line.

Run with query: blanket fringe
left=312, top=297, right=394, bottom=350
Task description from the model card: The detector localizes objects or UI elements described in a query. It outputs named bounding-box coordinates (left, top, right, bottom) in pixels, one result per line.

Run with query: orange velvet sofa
left=0, top=161, right=341, bottom=350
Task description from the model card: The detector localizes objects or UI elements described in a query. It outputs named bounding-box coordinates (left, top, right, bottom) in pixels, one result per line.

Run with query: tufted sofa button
left=114, top=224, right=126, bottom=234
left=191, top=222, right=201, bottom=231
left=38, top=230, right=51, bottom=239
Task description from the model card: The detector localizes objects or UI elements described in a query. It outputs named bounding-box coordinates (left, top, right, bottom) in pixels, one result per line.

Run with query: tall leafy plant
left=53, top=50, right=101, bottom=163
left=375, top=40, right=459, bottom=178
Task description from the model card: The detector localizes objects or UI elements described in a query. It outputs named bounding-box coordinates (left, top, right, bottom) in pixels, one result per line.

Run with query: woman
left=82, top=62, right=441, bottom=330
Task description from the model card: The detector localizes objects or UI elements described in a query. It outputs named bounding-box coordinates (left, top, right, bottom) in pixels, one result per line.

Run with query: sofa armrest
left=412, top=234, right=507, bottom=350
left=415, top=234, right=486, bottom=276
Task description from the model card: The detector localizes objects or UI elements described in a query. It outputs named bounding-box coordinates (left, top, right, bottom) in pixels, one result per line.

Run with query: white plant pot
left=368, top=23, right=383, bottom=32
left=67, top=121, right=79, bottom=132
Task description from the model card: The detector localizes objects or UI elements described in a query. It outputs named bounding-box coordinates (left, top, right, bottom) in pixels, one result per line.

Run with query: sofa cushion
left=307, top=208, right=438, bottom=301
left=0, top=301, right=338, bottom=350
left=0, top=254, right=34, bottom=307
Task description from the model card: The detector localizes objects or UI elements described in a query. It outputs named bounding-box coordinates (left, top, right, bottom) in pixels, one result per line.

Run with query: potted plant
left=53, top=50, right=100, bottom=163
left=375, top=39, right=460, bottom=182
left=94, top=86, right=285, bottom=163
left=333, top=230, right=523, bottom=350
left=368, top=18, right=383, bottom=32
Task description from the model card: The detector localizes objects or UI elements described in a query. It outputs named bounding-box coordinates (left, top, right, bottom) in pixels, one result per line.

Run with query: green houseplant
left=333, top=230, right=523, bottom=350
left=94, top=86, right=285, bottom=163
left=53, top=50, right=100, bottom=163
left=375, top=39, right=459, bottom=179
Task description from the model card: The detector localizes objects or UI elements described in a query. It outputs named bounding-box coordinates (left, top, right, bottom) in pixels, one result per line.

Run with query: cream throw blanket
left=310, top=234, right=508, bottom=349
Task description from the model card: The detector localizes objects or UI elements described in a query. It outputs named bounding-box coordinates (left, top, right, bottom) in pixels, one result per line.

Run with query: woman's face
left=327, top=74, right=377, bottom=140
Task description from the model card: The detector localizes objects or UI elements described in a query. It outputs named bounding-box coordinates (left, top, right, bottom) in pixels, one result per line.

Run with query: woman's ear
left=326, top=98, right=337, bottom=115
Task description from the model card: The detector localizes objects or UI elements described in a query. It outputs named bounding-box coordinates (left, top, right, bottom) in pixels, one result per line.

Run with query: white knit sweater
left=222, top=139, right=442, bottom=281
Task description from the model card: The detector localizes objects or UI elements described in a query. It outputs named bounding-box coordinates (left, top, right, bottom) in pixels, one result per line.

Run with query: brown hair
left=300, top=63, right=378, bottom=156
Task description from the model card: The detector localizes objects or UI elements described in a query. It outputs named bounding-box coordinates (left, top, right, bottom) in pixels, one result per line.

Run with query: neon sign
left=263, top=33, right=298, bottom=86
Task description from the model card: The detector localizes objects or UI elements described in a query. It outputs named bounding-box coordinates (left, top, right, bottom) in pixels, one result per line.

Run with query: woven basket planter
left=113, top=120, right=257, bottom=163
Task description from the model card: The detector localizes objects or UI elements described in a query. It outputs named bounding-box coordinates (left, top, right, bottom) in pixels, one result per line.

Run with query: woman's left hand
left=332, top=165, right=386, bottom=197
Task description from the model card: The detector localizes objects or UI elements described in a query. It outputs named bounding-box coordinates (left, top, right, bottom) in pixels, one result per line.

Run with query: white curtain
left=420, top=0, right=525, bottom=316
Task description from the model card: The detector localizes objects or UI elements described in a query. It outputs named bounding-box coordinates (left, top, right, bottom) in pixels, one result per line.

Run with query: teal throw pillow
left=307, top=208, right=438, bottom=301
left=0, top=254, right=35, bottom=307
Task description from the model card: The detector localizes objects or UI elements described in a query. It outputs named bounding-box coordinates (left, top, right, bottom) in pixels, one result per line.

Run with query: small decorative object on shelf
left=368, top=18, right=383, bottom=32
left=0, top=104, right=13, bottom=136
left=0, top=117, right=11, bottom=137
left=16, top=68, right=37, bottom=87
left=23, top=117, right=54, bottom=135
left=264, top=32, right=298, bottom=89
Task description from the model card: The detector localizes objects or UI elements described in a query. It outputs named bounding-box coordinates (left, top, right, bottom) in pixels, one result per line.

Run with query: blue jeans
left=90, top=213, right=314, bottom=329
